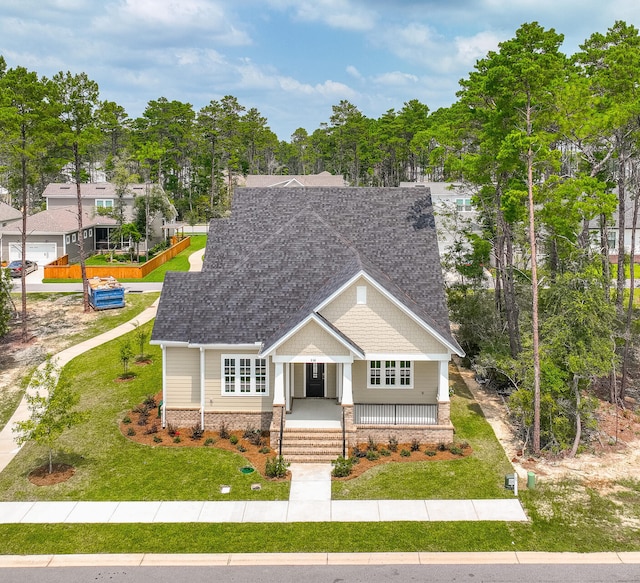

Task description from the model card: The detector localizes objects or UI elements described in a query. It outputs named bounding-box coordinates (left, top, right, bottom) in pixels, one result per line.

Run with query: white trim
left=365, top=352, right=450, bottom=361
left=150, top=340, right=189, bottom=347
left=438, top=360, right=450, bottom=403
left=274, top=362, right=285, bottom=405
left=189, top=343, right=260, bottom=350
left=272, top=354, right=355, bottom=364
left=314, top=270, right=464, bottom=357
left=199, top=347, right=205, bottom=428
left=367, top=359, right=414, bottom=389
left=221, top=354, right=269, bottom=396
left=161, top=345, right=167, bottom=428
left=342, top=362, right=353, bottom=405
left=260, top=313, right=364, bottom=359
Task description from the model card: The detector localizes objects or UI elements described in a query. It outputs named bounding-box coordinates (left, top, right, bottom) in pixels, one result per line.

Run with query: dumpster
left=88, top=277, right=125, bottom=310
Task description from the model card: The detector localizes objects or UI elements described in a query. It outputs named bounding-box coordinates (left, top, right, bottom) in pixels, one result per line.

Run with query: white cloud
left=267, top=0, right=377, bottom=31
left=455, top=31, right=501, bottom=65
left=95, top=0, right=252, bottom=46
left=372, top=71, right=419, bottom=86
left=346, top=65, right=364, bottom=81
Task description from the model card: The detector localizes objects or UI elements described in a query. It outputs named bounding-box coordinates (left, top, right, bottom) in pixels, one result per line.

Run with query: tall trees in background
left=0, top=66, right=57, bottom=340
left=52, top=71, right=101, bottom=312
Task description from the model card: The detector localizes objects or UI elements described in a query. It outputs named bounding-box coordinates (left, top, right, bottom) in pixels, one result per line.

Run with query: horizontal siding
left=166, top=347, right=200, bottom=406
left=320, top=276, right=448, bottom=354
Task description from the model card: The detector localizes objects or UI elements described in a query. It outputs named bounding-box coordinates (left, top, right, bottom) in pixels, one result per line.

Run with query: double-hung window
left=222, top=356, right=268, bottom=395
left=96, top=199, right=114, bottom=209
left=368, top=360, right=413, bottom=388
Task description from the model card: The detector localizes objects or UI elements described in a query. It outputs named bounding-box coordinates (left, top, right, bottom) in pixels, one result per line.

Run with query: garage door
left=9, top=242, right=58, bottom=265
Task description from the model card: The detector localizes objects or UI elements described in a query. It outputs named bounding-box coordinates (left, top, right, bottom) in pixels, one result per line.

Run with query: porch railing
left=354, top=403, right=438, bottom=425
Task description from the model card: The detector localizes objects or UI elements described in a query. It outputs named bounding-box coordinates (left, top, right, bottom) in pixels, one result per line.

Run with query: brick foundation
left=352, top=424, right=454, bottom=446
left=165, top=408, right=272, bottom=432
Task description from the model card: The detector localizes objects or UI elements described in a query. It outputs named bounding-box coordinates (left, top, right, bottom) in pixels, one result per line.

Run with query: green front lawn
left=43, top=235, right=207, bottom=283
left=0, top=318, right=289, bottom=502
left=332, top=369, right=514, bottom=500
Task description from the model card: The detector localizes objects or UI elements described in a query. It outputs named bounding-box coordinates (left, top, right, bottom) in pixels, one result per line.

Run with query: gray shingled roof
left=152, top=187, right=461, bottom=353
left=2, top=206, right=116, bottom=234
left=0, top=201, right=22, bottom=224
left=43, top=182, right=150, bottom=199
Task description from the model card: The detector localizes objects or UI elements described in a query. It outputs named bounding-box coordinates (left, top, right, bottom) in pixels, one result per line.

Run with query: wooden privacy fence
left=44, top=236, right=191, bottom=280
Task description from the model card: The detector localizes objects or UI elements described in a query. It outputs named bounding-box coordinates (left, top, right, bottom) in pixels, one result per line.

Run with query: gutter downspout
left=161, top=344, right=167, bottom=428
left=200, top=347, right=205, bottom=429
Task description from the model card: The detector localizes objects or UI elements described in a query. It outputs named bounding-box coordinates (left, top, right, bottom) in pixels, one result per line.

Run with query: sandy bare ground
left=456, top=364, right=640, bottom=485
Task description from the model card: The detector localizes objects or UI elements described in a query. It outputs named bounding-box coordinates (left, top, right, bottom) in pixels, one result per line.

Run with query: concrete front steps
left=280, top=427, right=346, bottom=463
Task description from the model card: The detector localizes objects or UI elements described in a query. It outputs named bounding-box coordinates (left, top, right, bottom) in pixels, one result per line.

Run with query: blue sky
left=2, top=0, right=640, bottom=140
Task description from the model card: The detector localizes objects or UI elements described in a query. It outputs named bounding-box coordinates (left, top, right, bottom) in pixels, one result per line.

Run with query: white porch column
left=200, top=347, right=205, bottom=428
left=342, top=362, right=353, bottom=405
left=161, top=344, right=167, bottom=428
left=438, top=360, right=450, bottom=402
left=274, top=361, right=285, bottom=406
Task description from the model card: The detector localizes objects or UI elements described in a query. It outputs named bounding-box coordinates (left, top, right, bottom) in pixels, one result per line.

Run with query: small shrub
left=367, top=436, right=378, bottom=451
left=352, top=446, right=367, bottom=458
left=400, top=449, right=411, bottom=457
left=190, top=423, right=204, bottom=441
left=388, top=436, right=398, bottom=452
left=122, top=415, right=131, bottom=424
left=137, top=414, right=148, bottom=426
left=243, top=427, right=265, bottom=446
left=424, top=449, right=437, bottom=457
left=379, top=448, right=391, bottom=457
left=219, top=422, right=230, bottom=439
left=258, top=446, right=271, bottom=454
left=153, top=435, right=163, bottom=444
left=204, top=437, right=216, bottom=446
left=173, top=436, right=181, bottom=444
left=332, top=456, right=354, bottom=477
left=127, top=427, right=136, bottom=436
left=437, top=442, right=447, bottom=452
left=133, top=404, right=150, bottom=416
left=237, top=445, right=247, bottom=452
left=167, top=423, right=178, bottom=437
left=144, top=424, right=158, bottom=435
left=410, top=438, right=421, bottom=452
left=459, top=441, right=470, bottom=450
left=143, top=394, right=157, bottom=408
left=366, top=449, right=380, bottom=461
left=449, top=444, right=464, bottom=456
left=265, top=455, right=289, bottom=478
left=229, top=434, right=239, bottom=445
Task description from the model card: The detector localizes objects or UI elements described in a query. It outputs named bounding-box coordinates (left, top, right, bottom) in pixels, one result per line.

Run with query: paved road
left=1, top=560, right=639, bottom=582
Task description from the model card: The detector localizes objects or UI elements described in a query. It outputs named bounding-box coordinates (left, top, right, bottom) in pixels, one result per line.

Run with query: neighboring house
left=0, top=206, right=116, bottom=265
left=400, top=181, right=481, bottom=255
left=0, top=202, right=23, bottom=264
left=588, top=193, right=640, bottom=263
left=42, top=182, right=169, bottom=248
left=240, top=171, right=347, bottom=188
left=151, top=187, right=463, bottom=462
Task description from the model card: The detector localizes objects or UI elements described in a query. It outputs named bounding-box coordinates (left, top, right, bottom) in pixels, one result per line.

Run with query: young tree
left=13, top=357, right=86, bottom=474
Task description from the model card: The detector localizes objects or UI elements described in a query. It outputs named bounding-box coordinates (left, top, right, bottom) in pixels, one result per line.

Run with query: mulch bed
left=28, top=463, right=76, bottom=486
left=121, top=395, right=472, bottom=480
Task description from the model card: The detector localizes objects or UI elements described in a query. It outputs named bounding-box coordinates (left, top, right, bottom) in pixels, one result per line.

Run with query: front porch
left=270, top=396, right=454, bottom=463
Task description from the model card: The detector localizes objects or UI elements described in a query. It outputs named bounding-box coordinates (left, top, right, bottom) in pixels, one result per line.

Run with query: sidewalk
left=0, top=463, right=528, bottom=524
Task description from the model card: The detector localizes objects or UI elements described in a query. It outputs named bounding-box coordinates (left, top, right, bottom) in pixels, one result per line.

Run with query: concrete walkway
left=0, top=497, right=527, bottom=524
